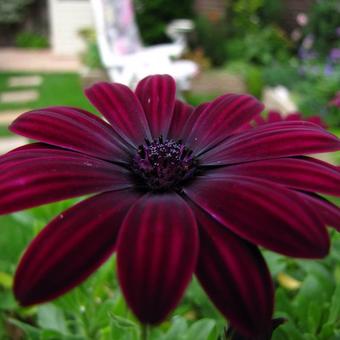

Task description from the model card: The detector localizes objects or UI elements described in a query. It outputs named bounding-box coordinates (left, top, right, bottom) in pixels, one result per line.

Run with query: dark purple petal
left=212, top=157, right=340, bottom=196
left=299, top=193, right=340, bottom=231
left=254, top=115, right=267, bottom=125
left=193, top=206, right=273, bottom=337
left=85, top=82, right=151, bottom=146
left=201, top=121, right=340, bottom=165
left=0, top=148, right=131, bottom=214
left=226, top=318, right=286, bottom=340
left=267, top=111, right=283, bottom=123
left=135, top=75, right=176, bottom=139
left=9, top=106, right=129, bottom=162
left=186, top=94, right=264, bottom=153
left=117, top=194, right=198, bottom=324
left=1, top=143, right=59, bottom=162
left=306, top=116, right=327, bottom=128
left=184, top=176, right=329, bottom=258
left=285, top=112, right=302, bottom=121
left=168, top=100, right=193, bottom=140
left=14, top=191, right=138, bottom=306
left=180, top=102, right=210, bottom=141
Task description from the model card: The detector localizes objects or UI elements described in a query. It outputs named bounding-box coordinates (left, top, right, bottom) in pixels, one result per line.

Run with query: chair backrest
left=91, top=0, right=142, bottom=65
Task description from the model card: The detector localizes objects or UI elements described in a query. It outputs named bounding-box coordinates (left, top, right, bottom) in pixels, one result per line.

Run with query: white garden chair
left=90, top=0, right=199, bottom=90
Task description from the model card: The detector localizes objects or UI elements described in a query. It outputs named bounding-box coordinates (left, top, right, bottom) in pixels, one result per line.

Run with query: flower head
left=1, top=75, right=340, bottom=337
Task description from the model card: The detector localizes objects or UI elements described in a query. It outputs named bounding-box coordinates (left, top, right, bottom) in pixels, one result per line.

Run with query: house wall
left=48, top=0, right=94, bottom=55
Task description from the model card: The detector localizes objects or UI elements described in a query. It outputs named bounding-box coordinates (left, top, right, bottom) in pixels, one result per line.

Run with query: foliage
left=79, top=29, right=103, bottom=70
left=82, top=42, right=103, bottom=70
left=259, top=58, right=340, bottom=127
left=327, top=105, right=340, bottom=129
left=223, top=0, right=292, bottom=66
left=264, top=231, right=340, bottom=339
left=1, top=199, right=340, bottom=339
left=225, top=62, right=264, bottom=98
left=0, top=0, right=33, bottom=24
left=262, top=62, right=301, bottom=88
left=193, top=16, right=228, bottom=67
left=134, top=0, right=194, bottom=45
left=305, top=0, right=340, bottom=57
left=227, top=0, right=283, bottom=36
left=294, top=69, right=340, bottom=127
left=257, top=0, right=283, bottom=26
left=226, top=25, right=292, bottom=66
left=227, top=0, right=264, bottom=36
left=15, top=32, right=49, bottom=49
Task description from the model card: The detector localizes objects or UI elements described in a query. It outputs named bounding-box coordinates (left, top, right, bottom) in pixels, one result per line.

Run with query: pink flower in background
left=1, top=75, right=340, bottom=337
left=330, top=92, right=340, bottom=108
left=296, top=13, right=308, bottom=27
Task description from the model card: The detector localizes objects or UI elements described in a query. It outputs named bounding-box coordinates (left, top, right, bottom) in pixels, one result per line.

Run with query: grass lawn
left=0, top=72, right=94, bottom=137
left=0, top=126, right=11, bottom=137
left=0, top=72, right=93, bottom=111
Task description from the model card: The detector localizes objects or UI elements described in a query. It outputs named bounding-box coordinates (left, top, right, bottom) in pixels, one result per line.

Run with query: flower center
left=131, top=136, right=198, bottom=192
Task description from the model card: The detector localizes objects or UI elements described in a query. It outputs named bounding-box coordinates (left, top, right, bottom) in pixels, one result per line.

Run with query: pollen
left=131, top=136, right=197, bottom=192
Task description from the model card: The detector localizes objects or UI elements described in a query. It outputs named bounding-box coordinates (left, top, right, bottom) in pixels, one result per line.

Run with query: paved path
left=8, top=75, right=43, bottom=87
left=0, top=109, right=30, bottom=124
left=0, top=48, right=81, bottom=72
left=0, top=72, right=42, bottom=154
left=0, top=90, right=39, bottom=104
left=191, top=70, right=246, bottom=95
left=0, top=136, right=28, bottom=154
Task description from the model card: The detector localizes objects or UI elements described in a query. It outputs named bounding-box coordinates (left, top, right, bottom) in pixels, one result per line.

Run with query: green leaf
left=8, top=318, right=41, bottom=340
left=110, top=313, right=138, bottom=329
left=0, top=291, right=17, bottom=310
left=307, top=301, right=322, bottom=335
left=0, top=272, right=13, bottom=289
left=37, top=304, right=68, bottom=333
left=273, top=321, right=302, bottom=340
left=328, top=283, right=340, bottom=325
left=319, top=322, right=334, bottom=340
left=162, top=317, right=188, bottom=340
left=275, top=288, right=293, bottom=315
left=109, top=313, right=139, bottom=340
left=185, top=319, right=216, bottom=340
left=40, top=329, right=84, bottom=340
left=262, top=251, right=287, bottom=276
left=294, top=272, right=331, bottom=327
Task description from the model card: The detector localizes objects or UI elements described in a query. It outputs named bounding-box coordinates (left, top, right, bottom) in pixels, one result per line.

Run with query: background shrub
left=134, top=0, right=194, bottom=45
left=15, top=31, right=48, bottom=48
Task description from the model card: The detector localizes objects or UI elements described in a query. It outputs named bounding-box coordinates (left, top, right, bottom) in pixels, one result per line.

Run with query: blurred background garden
left=0, top=0, right=339, bottom=339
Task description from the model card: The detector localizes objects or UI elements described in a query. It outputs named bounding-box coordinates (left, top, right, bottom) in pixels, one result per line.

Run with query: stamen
left=131, top=137, right=197, bottom=192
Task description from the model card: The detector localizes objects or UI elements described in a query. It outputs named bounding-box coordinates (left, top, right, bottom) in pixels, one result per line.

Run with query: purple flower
left=1, top=75, right=340, bottom=337
left=329, top=48, right=340, bottom=62
left=324, top=63, right=334, bottom=76
left=336, top=27, right=340, bottom=38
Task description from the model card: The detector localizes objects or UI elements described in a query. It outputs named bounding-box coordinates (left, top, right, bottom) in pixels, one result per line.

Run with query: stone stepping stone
left=0, top=90, right=39, bottom=104
left=0, top=136, right=28, bottom=154
left=8, top=75, right=43, bottom=87
left=0, top=108, right=31, bottom=125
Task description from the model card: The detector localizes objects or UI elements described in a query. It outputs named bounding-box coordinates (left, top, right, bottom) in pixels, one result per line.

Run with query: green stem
left=141, top=324, right=149, bottom=340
